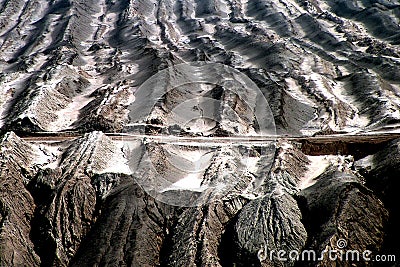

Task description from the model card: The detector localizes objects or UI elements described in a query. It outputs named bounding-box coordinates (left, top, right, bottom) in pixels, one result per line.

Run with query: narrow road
left=18, top=131, right=400, bottom=144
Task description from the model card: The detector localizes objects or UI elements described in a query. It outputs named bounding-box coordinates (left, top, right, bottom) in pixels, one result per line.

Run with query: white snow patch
left=356, top=46, right=369, bottom=53
left=242, top=156, right=260, bottom=174
left=299, top=155, right=333, bottom=189
left=337, top=65, right=351, bottom=76
left=300, top=55, right=314, bottom=73
left=32, top=144, right=61, bottom=168
left=214, top=0, right=230, bottom=19
left=300, top=155, right=354, bottom=190
left=279, top=142, right=293, bottom=150
left=165, top=172, right=205, bottom=192
left=98, top=141, right=132, bottom=175
left=315, top=0, right=331, bottom=11
left=165, top=145, right=214, bottom=173
left=203, top=23, right=216, bottom=35
left=27, top=53, right=48, bottom=73
left=285, top=77, right=317, bottom=106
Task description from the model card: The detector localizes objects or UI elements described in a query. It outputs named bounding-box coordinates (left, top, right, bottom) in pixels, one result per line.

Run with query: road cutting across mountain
left=18, top=131, right=400, bottom=144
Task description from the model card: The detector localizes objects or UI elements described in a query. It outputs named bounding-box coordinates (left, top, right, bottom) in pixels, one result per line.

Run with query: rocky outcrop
left=355, top=138, right=400, bottom=260
left=4, top=66, right=90, bottom=132
left=234, top=193, right=307, bottom=267
left=29, top=132, right=125, bottom=266
left=74, top=81, right=135, bottom=133
left=71, top=174, right=177, bottom=267
left=166, top=198, right=247, bottom=267
left=0, top=133, right=42, bottom=266
left=298, top=168, right=388, bottom=266
left=230, top=142, right=309, bottom=266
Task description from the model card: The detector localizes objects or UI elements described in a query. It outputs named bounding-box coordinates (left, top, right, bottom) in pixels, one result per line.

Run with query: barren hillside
left=0, top=0, right=400, bottom=266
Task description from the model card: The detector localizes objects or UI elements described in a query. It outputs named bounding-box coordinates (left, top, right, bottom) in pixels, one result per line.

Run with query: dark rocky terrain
left=1, top=0, right=400, bottom=266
